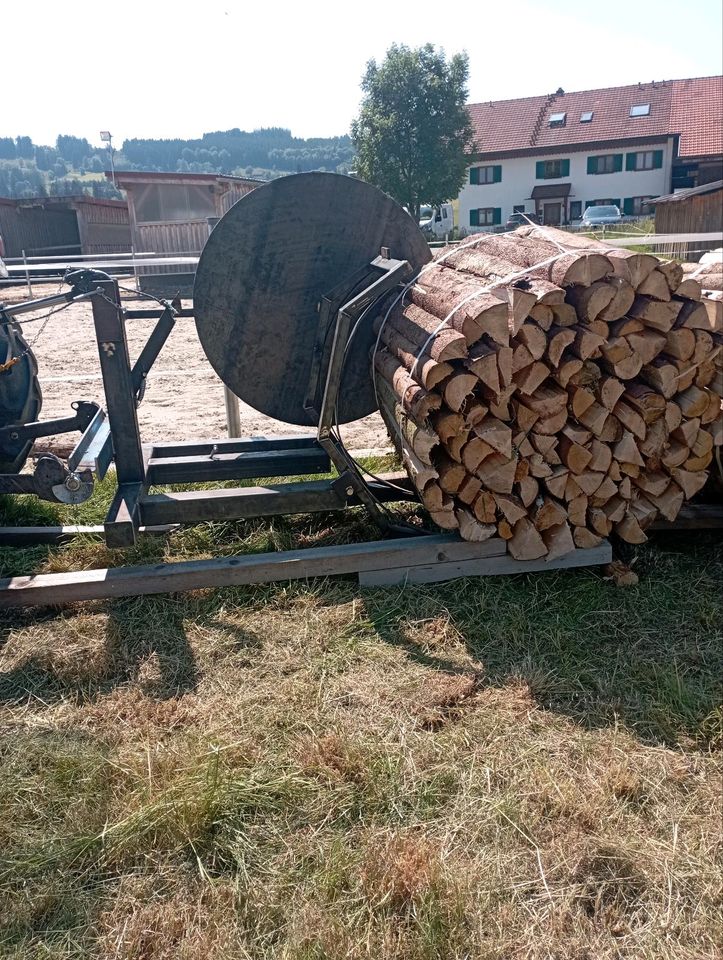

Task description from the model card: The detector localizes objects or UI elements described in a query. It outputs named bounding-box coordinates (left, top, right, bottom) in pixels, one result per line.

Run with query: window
left=134, top=182, right=216, bottom=223
left=570, top=200, right=582, bottom=220
left=630, top=103, right=650, bottom=117
left=535, top=158, right=570, bottom=179
left=513, top=204, right=525, bottom=213
left=470, top=208, right=501, bottom=227
left=549, top=112, right=566, bottom=127
left=586, top=199, right=621, bottom=208
left=626, top=150, right=663, bottom=171
left=623, top=196, right=654, bottom=216
left=470, top=165, right=502, bottom=185
left=580, top=111, right=594, bottom=123
left=587, top=154, right=623, bottom=175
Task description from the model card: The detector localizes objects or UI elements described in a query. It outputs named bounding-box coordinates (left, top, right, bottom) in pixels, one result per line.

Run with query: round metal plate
left=194, top=172, right=430, bottom=426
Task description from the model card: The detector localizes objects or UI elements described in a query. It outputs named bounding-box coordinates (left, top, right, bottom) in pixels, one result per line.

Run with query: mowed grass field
left=1, top=464, right=722, bottom=960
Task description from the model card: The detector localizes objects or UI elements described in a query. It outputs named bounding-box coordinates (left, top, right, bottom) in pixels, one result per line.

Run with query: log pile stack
left=373, top=225, right=722, bottom=560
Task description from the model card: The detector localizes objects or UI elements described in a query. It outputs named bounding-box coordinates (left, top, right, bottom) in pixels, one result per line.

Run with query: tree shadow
left=363, top=533, right=723, bottom=749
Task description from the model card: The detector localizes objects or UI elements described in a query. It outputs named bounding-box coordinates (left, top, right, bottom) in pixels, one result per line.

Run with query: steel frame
left=2, top=258, right=420, bottom=548
left=0, top=261, right=621, bottom=606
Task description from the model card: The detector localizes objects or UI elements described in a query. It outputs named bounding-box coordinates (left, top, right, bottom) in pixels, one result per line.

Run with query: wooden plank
left=359, top=543, right=612, bottom=586
left=0, top=534, right=507, bottom=609
left=650, top=503, right=723, bottom=530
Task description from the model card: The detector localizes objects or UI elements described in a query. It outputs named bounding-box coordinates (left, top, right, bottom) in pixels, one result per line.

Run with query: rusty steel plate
left=194, top=172, right=430, bottom=426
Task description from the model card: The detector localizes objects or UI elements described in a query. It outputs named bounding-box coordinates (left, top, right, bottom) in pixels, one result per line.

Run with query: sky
left=3, top=0, right=722, bottom=149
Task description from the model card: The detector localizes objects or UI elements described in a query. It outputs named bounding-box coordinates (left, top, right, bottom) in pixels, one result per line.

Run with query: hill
left=0, top=129, right=355, bottom=200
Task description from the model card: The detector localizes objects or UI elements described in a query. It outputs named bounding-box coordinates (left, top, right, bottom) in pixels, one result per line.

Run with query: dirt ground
left=1, top=282, right=390, bottom=452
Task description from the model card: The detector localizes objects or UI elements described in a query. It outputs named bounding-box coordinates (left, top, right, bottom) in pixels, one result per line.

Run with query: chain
left=0, top=299, right=76, bottom=372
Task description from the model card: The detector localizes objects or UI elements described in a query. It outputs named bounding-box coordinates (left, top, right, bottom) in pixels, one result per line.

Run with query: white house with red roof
left=459, top=75, right=722, bottom=231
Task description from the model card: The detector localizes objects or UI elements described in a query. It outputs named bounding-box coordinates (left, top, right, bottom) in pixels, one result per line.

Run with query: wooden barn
left=109, top=170, right=261, bottom=296
left=647, top=179, right=723, bottom=258
left=0, top=196, right=130, bottom=258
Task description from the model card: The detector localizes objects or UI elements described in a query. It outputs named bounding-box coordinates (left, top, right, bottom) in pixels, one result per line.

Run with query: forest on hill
left=0, top=129, right=355, bottom=200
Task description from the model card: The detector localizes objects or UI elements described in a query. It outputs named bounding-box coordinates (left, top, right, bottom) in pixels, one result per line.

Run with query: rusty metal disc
left=193, top=172, right=430, bottom=426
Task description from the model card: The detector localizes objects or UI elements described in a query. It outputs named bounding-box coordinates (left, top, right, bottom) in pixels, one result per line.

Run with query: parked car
left=505, top=212, right=540, bottom=230
left=581, top=205, right=622, bottom=227
left=0, top=232, right=7, bottom=279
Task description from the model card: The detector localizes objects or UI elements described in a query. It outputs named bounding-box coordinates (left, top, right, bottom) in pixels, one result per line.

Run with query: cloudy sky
left=3, top=0, right=722, bottom=148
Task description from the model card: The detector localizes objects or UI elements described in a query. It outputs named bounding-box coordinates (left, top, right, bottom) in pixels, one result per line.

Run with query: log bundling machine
left=2, top=171, right=719, bottom=605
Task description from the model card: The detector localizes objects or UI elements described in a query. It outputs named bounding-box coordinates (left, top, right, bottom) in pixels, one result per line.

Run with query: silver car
left=581, top=205, right=622, bottom=227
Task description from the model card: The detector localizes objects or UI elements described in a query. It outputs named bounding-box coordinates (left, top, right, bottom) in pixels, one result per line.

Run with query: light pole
left=100, top=130, right=115, bottom=186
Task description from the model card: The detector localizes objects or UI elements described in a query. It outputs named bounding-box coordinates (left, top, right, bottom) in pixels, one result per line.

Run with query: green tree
left=351, top=44, right=472, bottom=222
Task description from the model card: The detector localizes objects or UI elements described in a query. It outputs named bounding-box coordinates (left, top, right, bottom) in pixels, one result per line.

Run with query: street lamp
left=100, top=130, right=115, bottom=186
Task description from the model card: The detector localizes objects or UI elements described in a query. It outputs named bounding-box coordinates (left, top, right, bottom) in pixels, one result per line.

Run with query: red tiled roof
left=468, top=94, right=551, bottom=155
left=468, top=76, right=722, bottom=160
left=670, top=76, right=723, bottom=158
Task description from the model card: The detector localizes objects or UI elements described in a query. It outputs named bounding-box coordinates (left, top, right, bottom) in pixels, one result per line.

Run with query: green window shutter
left=470, top=167, right=479, bottom=185
left=614, top=154, right=623, bottom=172
left=623, top=198, right=634, bottom=216
left=493, top=208, right=502, bottom=225
left=585, top=200, right=594, bottom=209
left=653, top=150, right=663, bottom=169
left=493, top=165, right=502, bottom=183
left=612, top=199, right=621, bottom=209
left=587, top=156, right=597, bottom=174
left=470, top=209, right=479, bottom=227
left=536, top=161, right=545, bottom=179
left=625, top=152, right=636, bottom=171
left=561, top=159, right=570, bottom=177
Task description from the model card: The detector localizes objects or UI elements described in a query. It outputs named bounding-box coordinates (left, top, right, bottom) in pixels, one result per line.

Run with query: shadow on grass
left=364, top=532, right=723, bottom=749
left=0, top=595, right=199, bottom=706
left=2, top=482, right=721, bottom=746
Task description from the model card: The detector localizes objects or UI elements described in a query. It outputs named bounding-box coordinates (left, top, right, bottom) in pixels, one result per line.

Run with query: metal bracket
left=0, top=400, right=100, bottom=447
left=314, top=251, right=413, bottom=531
left=0, top=453, right=93, bottom=503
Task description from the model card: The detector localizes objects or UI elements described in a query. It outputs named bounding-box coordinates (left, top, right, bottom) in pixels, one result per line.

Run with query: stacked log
left=373, top=225, right=722, bottom=560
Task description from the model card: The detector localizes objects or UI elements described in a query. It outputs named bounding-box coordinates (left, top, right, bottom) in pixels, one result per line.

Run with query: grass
left=0, top=463, right=722, bottom=959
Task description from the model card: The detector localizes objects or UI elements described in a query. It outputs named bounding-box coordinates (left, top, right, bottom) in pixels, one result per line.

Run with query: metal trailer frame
left=0, top=261, right=617, bottom=607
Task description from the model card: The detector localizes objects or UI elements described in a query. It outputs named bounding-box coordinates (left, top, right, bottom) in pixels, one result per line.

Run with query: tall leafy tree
left=0, top=137, right=17, bottom=160
left=56, top=135, right=92, bottom=167
left=351, top=44, right=473, bottom=222
left=15, top=136, right=35, bottom=160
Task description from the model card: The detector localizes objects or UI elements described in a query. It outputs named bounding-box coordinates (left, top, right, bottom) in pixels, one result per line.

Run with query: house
left=459, top=75, right=722, bottom=231
left=0, top=196, right=130, bottom=258
left=646, top=179, right=723, bottom=259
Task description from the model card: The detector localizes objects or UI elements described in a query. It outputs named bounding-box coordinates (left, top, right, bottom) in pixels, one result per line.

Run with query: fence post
left=206, top=216, right=241, bottom=438
left=22, top=250, right=33, bottom=298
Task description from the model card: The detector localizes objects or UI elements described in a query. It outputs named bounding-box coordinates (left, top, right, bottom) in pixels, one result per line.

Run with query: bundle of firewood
left=373, top=225, right=722, bottom=560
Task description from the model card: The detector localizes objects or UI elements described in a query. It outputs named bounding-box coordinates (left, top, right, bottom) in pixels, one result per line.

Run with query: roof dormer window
left=549, top=112, right=567, bottom=127
left=630, top=103, right=650, bottom=117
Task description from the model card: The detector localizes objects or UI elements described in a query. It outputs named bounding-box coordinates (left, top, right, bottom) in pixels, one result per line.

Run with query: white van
left=419, top=203, right=454, bottom=239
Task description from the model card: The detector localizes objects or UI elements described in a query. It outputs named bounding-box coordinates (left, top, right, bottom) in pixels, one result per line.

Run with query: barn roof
left=468, top=76, right=722, bottom=160
left=107, top=171, right=264, bottom=188
left=648, top=178, right=723, bottom=205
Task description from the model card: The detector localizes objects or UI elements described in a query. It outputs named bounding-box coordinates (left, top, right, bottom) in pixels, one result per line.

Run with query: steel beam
left=145, top=447, right=331, bottom=485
